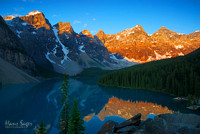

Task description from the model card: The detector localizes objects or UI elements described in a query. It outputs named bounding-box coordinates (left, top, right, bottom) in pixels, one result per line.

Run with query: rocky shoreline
left=98, top=113, right=200, bottom=134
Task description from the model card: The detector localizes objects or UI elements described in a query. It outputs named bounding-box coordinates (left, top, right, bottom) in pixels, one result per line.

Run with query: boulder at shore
left=98, top=113, right=200, bottom=134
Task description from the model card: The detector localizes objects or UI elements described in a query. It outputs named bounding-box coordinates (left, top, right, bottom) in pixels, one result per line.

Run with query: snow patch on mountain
left=53, top=27, right=70, bottom=64
left=128, top=31, right=135, bottom=35
left=79, top=45, right=85, bottom=53
left=75, top=38, right=78, bottom=44
left=65, top=34, right=69, bottom=39
left=100, top=56, right=137, bottom=69
left=109, top=53, right=127, bottom=62
left=178, top=52, right=184, bottom=56
left=26, top=11, right=41, bottom=16
left=53, top=45, right=58, bottom=55
left=175, top=45, right=184, bottom=49
left=154, top=51, right=172, bottom=60
left=110, top=53, right=119, bottom=60
left=16, top=30, right=22, bottom=38
left=135, top=25, right=139, bottom=28
left=22, top=22, right=28, bottom=26
left=124, top=57, right=143, bottom=63
left=46, top=52, right=56, bottom=64
left=146, top=56, right=153, bottom=62
left=124, top=51, right=172, bottom=63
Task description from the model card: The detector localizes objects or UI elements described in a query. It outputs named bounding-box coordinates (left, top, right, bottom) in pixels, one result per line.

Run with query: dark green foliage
left=98, top=48, right=200, bottom=97
left=34, top=62, right=62, bottom=78
left=73, top=68, right=113, bottom=85
left=60, top=74, right=70, bottom=134
left=75, top=67, right=112, bottom=78
left=68, top=99, right=85, bottom=134
left=187, top=95, right=193, bottom=106
left=59, top=74, right=85, bottom=134
left=187, top=95, right=199, bottom=106
left=34, top=120, right=47, bottom=134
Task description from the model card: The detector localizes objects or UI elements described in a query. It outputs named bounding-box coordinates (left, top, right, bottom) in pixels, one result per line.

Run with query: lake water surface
left=0, top=77, right=198, bottom=134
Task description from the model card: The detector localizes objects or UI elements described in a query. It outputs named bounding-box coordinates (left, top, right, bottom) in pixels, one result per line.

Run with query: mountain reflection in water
left=0, top=78, right=196, bottom=134
left=84, top=97, right=173, bottom=121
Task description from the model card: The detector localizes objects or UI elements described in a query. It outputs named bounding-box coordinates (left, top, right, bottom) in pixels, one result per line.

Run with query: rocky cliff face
left=0, top=16, right=36, bottom=75
left=96, top=25, right=200, bottom=63
left=4, top=11, right=135, bottom=76
left=95, top=29, right=107, bottom=44
left=19, top=11, right=51, bottom=30
left=80, top=29, right=94, bottom=38
left=4, top=16, right=56, bottom=65
left=54, top=21, right=74, bottom=34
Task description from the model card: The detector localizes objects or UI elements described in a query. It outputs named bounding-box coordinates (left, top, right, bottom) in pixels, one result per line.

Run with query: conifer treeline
left=98, top=48, right=200, bottom=97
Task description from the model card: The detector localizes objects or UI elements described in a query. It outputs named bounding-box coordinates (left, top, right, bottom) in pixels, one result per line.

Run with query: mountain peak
left=125, top=25, right=144, bottom=32
left=81, top=29, right=94, bottom=38
left=26, top=10, right=42, bottom=16
left=155, top=26, right=177, bottom=35
left=4, top=15, right=16, bottom=20
left=160, top=26, right=167, bottom=29
left=121, top=25, right=146, bottom=35
left=54, top=21, right=74, bottom=34
left=82, top=29, right=90, bottom=32
left=98, top=29, right=104, bottom=33
left=134, top=25, right=143, bottom=28
left=96, top=29, right=105, bottom=35
left=96, top=29, right=107, bottom=43
left=19, top=11, right=51, bottom=30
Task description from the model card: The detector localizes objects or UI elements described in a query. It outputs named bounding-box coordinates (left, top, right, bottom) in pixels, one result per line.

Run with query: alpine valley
left=1, top=10, right=200, bottom=82
left=1, top=7, right=200, bottom=134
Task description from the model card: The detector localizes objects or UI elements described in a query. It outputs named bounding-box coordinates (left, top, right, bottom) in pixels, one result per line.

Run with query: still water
left=0, top=77, right=198, bottom=134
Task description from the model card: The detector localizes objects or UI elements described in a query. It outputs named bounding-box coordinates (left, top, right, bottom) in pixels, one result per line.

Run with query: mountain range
left=2, top=11, right=135, bottom=77
left=1, top=10, right=200, bottom=82
left=96, top=25, right=200, bottom=63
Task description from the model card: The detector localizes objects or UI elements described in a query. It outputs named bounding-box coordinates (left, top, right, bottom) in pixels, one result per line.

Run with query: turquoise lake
left=0, top=77, right=198, bottom=134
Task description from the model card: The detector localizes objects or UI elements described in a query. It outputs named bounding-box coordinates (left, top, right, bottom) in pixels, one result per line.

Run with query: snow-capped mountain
left=96, top=25, right=200, bottom=63
left=3, top=10, right=200, bottom=75
left=3, top=11, right=135, bottom=75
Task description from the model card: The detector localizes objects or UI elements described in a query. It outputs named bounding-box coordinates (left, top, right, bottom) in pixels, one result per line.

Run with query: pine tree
left=60, top=74, right=70, bottom=134
left=68, top=99, right=85, bottom=134
left=34, top=120, right=47, bottom=134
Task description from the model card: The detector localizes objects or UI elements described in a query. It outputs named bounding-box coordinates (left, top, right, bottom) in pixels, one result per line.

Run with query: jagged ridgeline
left=98, top=48, right=200, bottom=97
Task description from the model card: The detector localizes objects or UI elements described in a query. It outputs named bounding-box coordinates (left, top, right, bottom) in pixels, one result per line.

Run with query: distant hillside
left=98, top=48, right=200, bottom=97
left=0, top=57, right=39, bottom=84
